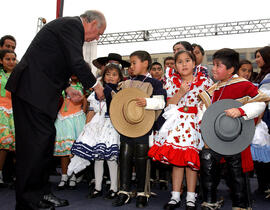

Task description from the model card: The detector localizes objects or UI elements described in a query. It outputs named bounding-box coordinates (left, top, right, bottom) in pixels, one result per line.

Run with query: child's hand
left=179, top=81, right=190, bottom=95
left=136, top=97, right=146, bottom=107
left=224, top=108, right=241, bottom=118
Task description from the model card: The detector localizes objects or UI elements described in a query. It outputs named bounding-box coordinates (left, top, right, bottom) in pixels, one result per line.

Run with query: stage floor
left=0, top=175, right=269, bottom=210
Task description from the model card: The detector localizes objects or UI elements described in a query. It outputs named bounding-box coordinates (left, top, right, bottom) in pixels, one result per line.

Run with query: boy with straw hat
left=105, top=50, right=166, bottom=208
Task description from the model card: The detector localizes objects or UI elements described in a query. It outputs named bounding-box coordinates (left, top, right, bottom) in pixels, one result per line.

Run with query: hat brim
left=92, top=57, right=130, bottom=68
left=110, top=88, right=155, bottom=138
left=201, top=99, right=255, bottom=155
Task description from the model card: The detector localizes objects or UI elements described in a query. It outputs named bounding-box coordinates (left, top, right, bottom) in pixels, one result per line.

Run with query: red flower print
left=174, top=136, right=180, bottom=143
left=183, top=139, right=186, bottom=142
left=190, top=122, right=195, bottom=129
left=180, top=123, right=184, bottom=128
left=185, top=128, right=190, bottom=134
left=180, top=115, right=184, bottom=119
left=188, top=134, right=192, bottom=138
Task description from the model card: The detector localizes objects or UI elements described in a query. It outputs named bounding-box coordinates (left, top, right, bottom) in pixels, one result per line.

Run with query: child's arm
left=136, top=95, right=165, bottom=110
left=225, top=102, right=266, bottom=119
left=82, top=96, right=87, bottom=113
left=86, top=110, right=95, bottom=123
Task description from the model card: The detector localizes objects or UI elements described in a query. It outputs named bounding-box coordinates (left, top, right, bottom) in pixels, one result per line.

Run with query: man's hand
left=93, top=83, right=104, bottom=100
left=224, top=108, right=241, bottom=118
left=66, top=86, right=83, bottom=103
left=136, top=97, right=146, bottom=107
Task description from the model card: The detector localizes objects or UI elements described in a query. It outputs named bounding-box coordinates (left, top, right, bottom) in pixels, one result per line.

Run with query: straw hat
left=110, top=88, right=155, bottom=138
left=200, top=99, right=255, bottom=155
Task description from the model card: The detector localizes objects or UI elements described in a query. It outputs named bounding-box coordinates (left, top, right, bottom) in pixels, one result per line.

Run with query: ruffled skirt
left=0, top=107, right=15, bottom=151
left=54, top=110, right=86, bottom=156
left=148, top=105, right=202, bottom=170
left=251, top=121, right=270, bottom=163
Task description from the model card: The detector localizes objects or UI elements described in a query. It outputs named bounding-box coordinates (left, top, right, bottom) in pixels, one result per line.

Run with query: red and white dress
left=148, top=71, right=213, bottom=170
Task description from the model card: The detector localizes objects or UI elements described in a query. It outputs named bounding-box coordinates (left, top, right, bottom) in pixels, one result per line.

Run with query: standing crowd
left=1, top=10, right=270, bottom=210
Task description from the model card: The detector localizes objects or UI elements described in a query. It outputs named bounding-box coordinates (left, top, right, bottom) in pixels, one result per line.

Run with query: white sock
left=58, top=174, right=68, bottom=187
left=94, top=160, right=104, bottom=191
left=69, top=173, right=76, bottom=187
left=107, top=160, right=118, bottom=192
left=168, top=191, right=181, bottom=204
left=186, top=192, right=196, bottom=206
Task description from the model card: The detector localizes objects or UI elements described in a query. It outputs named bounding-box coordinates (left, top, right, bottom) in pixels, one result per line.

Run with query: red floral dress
left=148, top=70, right=213, bottom=170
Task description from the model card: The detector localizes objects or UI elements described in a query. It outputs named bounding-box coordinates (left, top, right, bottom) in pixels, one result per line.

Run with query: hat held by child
left=110, top=88, right=155, bottom=138
left=200, top=99, right=255, bottom=155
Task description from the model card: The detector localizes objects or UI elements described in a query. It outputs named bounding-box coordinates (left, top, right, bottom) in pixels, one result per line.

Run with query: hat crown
left=123, top=99, right=144, bottom=124
left=108, top=53, right=122, bottom=61
left=214, top=113, right=242, bottom=142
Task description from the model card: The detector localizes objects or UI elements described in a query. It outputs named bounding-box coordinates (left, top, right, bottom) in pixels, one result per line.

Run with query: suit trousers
left=12, top=94, right=56, bottom=208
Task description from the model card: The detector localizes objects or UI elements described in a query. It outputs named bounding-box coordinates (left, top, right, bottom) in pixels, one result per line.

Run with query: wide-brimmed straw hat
left=200, top=99, right=255, bottom=155
left=92, top=53, right=130, bottom=69
left=110, top=88, right=155, bottom=138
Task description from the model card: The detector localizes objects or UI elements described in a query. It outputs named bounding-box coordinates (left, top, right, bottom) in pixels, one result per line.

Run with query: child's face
left=212, top=59, right=234, bottom=82
left=130, top=56, right=148, bottom=76
left=0, top=52, right=16, bottom=73
left=175, top=52, right=195, bottom=77
left=104, top=68, right=120, bottom=84
left=238, top=64, right=252, bottom=80
left=150, top=64, right=163, bottom=80
left=164, top=59, right=175, bottom=70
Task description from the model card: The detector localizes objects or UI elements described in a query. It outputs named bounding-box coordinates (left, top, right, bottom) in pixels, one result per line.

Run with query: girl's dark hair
left=130, top=50, right=152, bottom=70
left=101, top=63, right=124, bottom=84
left=254, top=46, right=270, bottom=83
left=174, top=50, right=196, bottom=63
left=213, top=48, right=239, bottom=74
left=173, top=41, right=193, bottom=52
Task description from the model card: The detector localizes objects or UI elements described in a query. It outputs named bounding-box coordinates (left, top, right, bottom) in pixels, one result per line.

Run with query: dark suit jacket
left=6, top=16, right=97, bottom=119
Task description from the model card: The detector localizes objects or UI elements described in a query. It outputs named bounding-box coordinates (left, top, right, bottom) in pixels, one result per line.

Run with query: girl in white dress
left=69, top=63, right=123, bottom=199
left=148, top=50, right=213, bottom=209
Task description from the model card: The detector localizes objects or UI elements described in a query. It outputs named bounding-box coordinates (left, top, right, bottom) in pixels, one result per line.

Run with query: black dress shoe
left=37, top=200, right=55, bottom=209
left=42, top=193, right=69, bottom=207
left=112, top=193, right=130, bottom=207
left=87, top=189, right=102, bottom=199
left=136, top=196, right=148, bottom=208
left=104, top=190, right=117, bottom=199
left=164, top=199, right=181, bottom=210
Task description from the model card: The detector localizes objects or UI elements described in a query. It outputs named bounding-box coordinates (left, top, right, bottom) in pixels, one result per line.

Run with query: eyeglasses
left=105, top=62, right=122, bottom=70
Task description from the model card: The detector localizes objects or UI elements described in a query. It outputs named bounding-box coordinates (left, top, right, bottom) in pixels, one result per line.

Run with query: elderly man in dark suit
left=6, top=10, right=106, bottom=210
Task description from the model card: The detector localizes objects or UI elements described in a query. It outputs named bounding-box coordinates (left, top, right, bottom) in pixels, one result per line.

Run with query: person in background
left=0, top=35, right=16, bottom=52
left=150, top=62, right=164, bottom=81
left=192, top=43, right=209, bottom=78
left=164, top=56, right=175, bottom=70
left=54, top=75, right=87, bottom=190
left=0, top=49, right=16, bottom=187
left=6, top=10, right=106, bottom=210
left=251, top=46, right=270, bottom=198
left=237, top=60, right=253, bottom=81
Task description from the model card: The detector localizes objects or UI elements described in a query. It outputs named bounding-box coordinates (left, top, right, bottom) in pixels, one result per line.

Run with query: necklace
left=211, top=76, right=233, bottom=104
left=129, top=74, right=149, bottom=89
